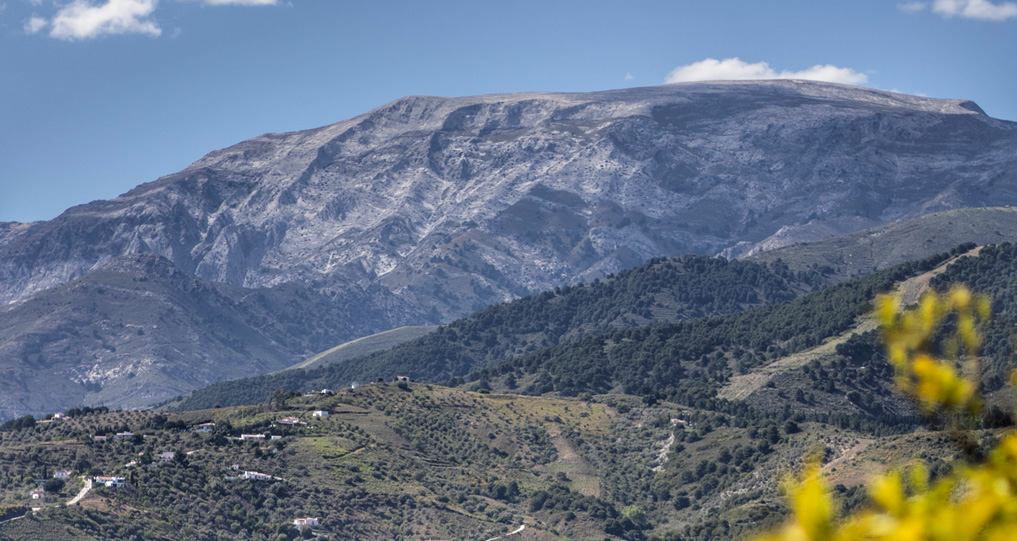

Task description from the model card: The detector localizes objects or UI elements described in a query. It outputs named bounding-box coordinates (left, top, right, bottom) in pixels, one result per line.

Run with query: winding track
left=66, top=478, right=92, bottom=506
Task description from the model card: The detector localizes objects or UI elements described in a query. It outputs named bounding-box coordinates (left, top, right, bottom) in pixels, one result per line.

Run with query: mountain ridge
left=4, top=81, right=1013, bottom=308
left=4, top=80, right=1017, bottom=420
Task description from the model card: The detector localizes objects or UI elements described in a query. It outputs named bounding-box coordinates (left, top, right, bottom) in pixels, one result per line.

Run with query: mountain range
left=3, top=80, right=1017, bottom=421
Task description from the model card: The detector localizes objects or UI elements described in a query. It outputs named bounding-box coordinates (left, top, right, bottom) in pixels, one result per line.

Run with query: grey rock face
left=2, top=80, right=1016, bottom=419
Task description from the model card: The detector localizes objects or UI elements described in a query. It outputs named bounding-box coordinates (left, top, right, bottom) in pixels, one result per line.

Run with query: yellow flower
left=754, top=285, right=1017, bottom=541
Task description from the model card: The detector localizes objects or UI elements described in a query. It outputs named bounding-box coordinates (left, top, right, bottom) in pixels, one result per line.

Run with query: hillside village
left=0, top=391, right=372, bottom=539
left=3, top=362, right=1005, bottom=541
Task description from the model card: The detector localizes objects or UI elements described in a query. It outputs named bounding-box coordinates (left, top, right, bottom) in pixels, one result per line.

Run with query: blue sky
left=1, top=0, right=1015, bottom=223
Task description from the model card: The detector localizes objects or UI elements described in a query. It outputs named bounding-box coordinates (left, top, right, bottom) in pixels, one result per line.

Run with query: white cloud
left=664, top=58, right=868, bottom=86
left=24, top=14, right=47, bottom=33
left=24, top=0, right=277, bottom=41
left=624, top=72, right=635, bottom=81
left=932, top=0, right=1017, bottom=20
left=49, top=0, right=160, bottom=40
left=897, top=2, right=928, bottom=12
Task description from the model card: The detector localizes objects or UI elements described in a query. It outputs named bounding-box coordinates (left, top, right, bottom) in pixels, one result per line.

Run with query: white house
left=94, top=476, right=126, bottom=488
left=192, top=422, right=215, bottom=433
left=276, top=416, right=306, bottom=426
left=396, top=375, right=410, bottom=382
left=159, top=451, right=175, bottom=462
left=240, top=434, right=265, bottom=440
left=240, top=471, right=273, bottom=481
left=54, top=470, right=72, bottom=479
left=293, top=517, right=320, bottom=529
left=114, top=431, right=134, bottom=439
left=312, top=410, right=329, bottom=418
left=52, top=412, right=67, bottom=420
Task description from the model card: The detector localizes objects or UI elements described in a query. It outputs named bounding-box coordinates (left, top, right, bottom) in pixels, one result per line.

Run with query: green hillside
left=1, top=382, right=982, bottom=541
left=466, top=250, right=960, bottom=405
left=471, top=243, right=1017, bottom=432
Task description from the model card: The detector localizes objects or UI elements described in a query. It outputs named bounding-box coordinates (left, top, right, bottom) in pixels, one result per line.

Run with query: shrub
left=757, top=286, right=1017, bottom=540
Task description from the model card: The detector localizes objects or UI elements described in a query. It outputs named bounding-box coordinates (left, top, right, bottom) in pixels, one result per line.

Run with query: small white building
left=192, top=422, right=215, bottom=433
left=159, top=451, right=175, bottom=462
left=240, top=434, right=266, bottom=440
left=94, top=476, right=126, bottom=488
left=114, top=431, right=134, bottom=439
left=31, top=489, right=45, bottom=500
left=312, top=410, right=329, bottom=418
left=54, top=470, right=72, bottom=479
left=52, top=412, right=67, bottom=420
left=293, top=517, right=320, bottom=530
left=240, top=471, right=272, bottom=481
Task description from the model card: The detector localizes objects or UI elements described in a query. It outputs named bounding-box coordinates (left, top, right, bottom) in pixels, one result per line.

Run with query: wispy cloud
left=664, top=58, right=868, bottom=86
left=23, top=14, right=47, bottom=33
left=26, top=0, right=278, bottom=40
left=932, top=0, right=1017, bottom=20
left=624, top=72, right=635, bottom=81
left=49, top=0, right=160, bottom=40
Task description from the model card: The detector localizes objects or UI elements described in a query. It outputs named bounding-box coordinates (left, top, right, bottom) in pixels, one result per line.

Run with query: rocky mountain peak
left=2, top=81, right=1016, bottom=420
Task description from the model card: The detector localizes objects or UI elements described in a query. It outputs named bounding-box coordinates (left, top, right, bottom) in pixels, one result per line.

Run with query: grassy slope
left=746, top=207, right=1017, bottom=279
left=281, top=325, right=439, bottom=372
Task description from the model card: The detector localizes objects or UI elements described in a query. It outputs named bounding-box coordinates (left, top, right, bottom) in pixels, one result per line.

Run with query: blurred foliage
left=758, top=285, right=1017, bottom=540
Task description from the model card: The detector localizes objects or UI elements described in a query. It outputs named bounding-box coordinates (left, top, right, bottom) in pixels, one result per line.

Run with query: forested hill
left=466, top=250, right=962, bottom=406
left=928, top=243, right=1017, bottom=401
left=167, top=255, right=828, bottom=410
